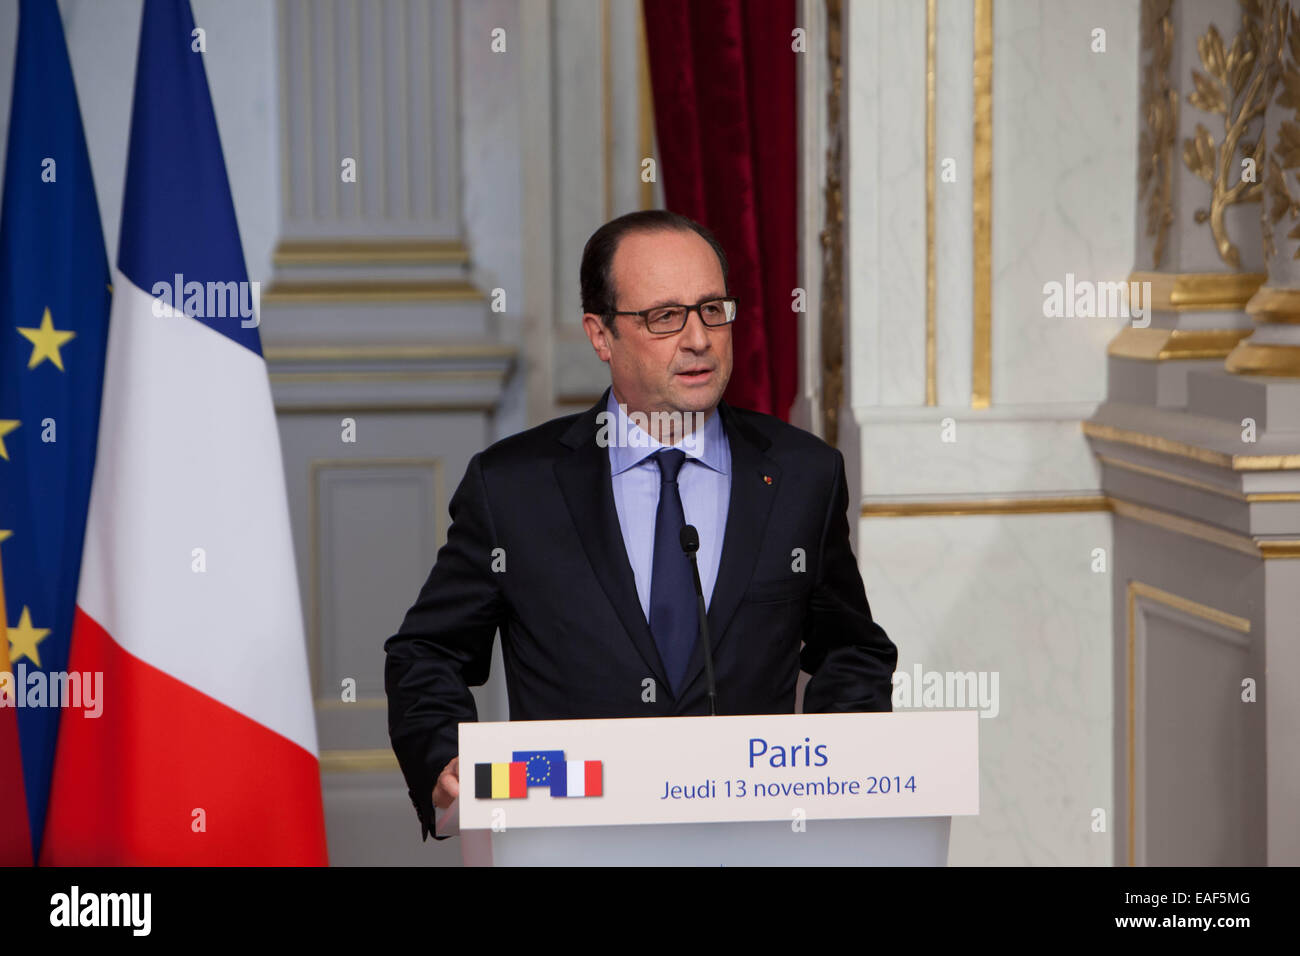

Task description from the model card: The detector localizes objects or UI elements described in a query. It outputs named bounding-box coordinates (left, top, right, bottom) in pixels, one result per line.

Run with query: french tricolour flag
left=552, top=761, right=603, bottom=798
left=39, top=0, right=327, bottom=864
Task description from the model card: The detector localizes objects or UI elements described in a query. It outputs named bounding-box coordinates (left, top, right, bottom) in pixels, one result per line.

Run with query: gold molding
left=925, top=0, right=937, bottom=406
left=1245, top=286, right=1300, bottom=324
left=319, top=749, right=401, bottom=773
left=1224, top=341, right=1300, bottom=375
left=1096, top=453, right=1247, bottom=501
left=1126, top=270, right=1265, bottom=310
left=273, top=239, right=470, bottom=266
left=1259, top=539, right=1300, bottom=557
left=1110, top=497, right=1260, bottom=557
left=860, top=491, right=1300, bottom=557
left=1083, top=421, right=1233, bottom=467
left=1083, top=421, right=1300, bottom=471
left=861, top=495, right=1108, bottom=518
left=971, top=0, right=993, bottom=410
left=1129, top=580, right=1251, bottom=633
left=262, top=279, right=485, bottom=304
left=1106, top=326, right=1253, bottom=360
left=1126, top=579, right=1252, bottom=866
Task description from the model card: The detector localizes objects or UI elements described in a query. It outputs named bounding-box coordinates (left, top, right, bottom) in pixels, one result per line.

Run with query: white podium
left=445, top=711, right=977, bottom=867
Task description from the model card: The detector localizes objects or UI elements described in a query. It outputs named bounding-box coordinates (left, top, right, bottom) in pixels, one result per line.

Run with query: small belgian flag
left=474, top=761, right=527, bottom=799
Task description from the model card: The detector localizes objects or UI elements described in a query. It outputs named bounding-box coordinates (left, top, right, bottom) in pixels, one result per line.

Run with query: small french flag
left=550, top=760, right=603, bottom=798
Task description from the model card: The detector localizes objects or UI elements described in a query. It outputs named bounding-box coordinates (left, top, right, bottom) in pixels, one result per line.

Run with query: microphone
left=679, top=524, right=717, bottom=716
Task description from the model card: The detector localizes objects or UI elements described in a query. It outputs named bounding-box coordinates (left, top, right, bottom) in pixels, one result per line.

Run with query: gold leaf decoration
left=1190, top=68, right=1229, bottom=113
left=1269, top=3, right=1300, bottom=259
left=1138, top=0, right=1176, bottom=268
left=1183, top=0, right=1282, bottom=268
left=1184, top=122, right=1218, bottom=181
left=1199, top=24, right=1230, bottom=88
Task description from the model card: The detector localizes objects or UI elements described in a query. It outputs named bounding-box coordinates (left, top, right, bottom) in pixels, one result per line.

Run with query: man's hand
left=433, top=757, right=459, bottom=809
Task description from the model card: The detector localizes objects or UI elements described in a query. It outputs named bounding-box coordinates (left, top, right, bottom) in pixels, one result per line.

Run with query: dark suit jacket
left=384, top=389, right=897, bottom=840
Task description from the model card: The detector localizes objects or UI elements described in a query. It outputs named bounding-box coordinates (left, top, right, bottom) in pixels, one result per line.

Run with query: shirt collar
left=605, top=390, right=730, bottom=477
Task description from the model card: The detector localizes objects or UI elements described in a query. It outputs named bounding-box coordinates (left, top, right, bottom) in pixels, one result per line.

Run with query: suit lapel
left=553, top=389, right=670, bottom=689
left=677, top=401, right=781, bottom=700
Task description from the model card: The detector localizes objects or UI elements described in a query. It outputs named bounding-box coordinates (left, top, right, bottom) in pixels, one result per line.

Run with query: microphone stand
left=680, top=525, right=717, bottom=716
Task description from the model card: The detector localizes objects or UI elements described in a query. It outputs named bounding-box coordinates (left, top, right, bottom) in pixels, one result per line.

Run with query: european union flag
left=513, top=750, right=566, bottom=789
left=0, top=0, right=111, bottom=862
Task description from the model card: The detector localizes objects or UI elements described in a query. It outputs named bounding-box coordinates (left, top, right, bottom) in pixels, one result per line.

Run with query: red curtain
left=642, top=0, right=798, bottom=421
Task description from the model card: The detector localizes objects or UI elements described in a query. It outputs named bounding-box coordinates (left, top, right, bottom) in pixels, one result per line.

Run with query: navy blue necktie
left=649, top=449, right=697, bottom=694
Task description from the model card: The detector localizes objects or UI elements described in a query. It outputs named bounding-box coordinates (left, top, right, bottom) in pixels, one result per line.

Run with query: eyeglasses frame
left=605, top=295, right=739, bottom=335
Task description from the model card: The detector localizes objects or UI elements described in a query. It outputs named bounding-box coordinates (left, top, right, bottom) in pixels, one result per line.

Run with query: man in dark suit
left=384, top=210, right=897, bottom=841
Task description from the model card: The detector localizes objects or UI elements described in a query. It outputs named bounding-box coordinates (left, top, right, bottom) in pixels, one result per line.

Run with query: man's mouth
left=676, top=367, right=714, bottom=382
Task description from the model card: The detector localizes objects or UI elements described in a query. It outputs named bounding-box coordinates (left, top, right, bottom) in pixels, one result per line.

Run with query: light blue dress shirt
left=606, top=391, right=731, bottom=620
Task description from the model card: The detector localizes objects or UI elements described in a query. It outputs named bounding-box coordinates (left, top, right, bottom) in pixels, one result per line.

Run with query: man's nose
left=679, top=307, right=713, bottom=350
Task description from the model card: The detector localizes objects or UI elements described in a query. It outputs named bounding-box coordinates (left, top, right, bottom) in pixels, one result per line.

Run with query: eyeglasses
left=607, top=296, right=739, bottom=335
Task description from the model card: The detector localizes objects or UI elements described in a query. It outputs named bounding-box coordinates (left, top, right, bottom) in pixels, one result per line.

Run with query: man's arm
left=800, top=448, right=898, bottom=712
left=384, top=451, right=505, bottom=841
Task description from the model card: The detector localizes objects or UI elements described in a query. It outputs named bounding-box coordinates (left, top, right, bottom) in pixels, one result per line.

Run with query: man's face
left=581, top=228, right=734, bottom=419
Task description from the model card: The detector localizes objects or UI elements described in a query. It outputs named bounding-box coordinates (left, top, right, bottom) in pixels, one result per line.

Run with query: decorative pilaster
left=1088, top=0, right=1300, bottom=867
left=1230, top=0, right=1300, bottom=374
left=1110, top=0, right=1271, bottom=385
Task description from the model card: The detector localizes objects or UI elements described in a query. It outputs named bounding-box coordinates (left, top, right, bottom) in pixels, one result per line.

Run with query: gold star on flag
left=0, top=420, right=17, bottom=461
left=7, top=606, right=50, bottom=666
left=17, top=307, right=76, bottom=371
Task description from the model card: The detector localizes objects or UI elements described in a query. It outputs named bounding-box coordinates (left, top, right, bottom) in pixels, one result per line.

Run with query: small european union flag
left=512, top=750, right=566, bottom=788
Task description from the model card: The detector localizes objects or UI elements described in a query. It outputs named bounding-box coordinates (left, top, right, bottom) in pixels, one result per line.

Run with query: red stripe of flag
left=585, top=761, right=602, bottom=797
left=40, top=608, right=328, bottom=865
left=0, top=688, right=32, bottom=864
left=509, top=761, right=527, bottom=798
left=0, top=552, right=33, bottom=865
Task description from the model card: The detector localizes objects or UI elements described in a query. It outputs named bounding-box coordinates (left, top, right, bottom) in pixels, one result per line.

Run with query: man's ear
left=582, top=312, right=614, bottom=363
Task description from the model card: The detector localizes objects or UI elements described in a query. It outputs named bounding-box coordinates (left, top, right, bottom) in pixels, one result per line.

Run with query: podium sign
left=458, top=711, right=978, bottom=831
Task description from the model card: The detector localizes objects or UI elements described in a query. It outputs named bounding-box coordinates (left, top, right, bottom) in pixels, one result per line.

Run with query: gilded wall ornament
left=1182, top=0, right=1281, bottom=267
left=1139, top=0, right=1176, bottom=269
left=1264, top=3, right=1300, bottom=260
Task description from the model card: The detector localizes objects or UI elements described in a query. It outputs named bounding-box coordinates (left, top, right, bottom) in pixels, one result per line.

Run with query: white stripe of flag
left=565, top=760, right=587, bottom=797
